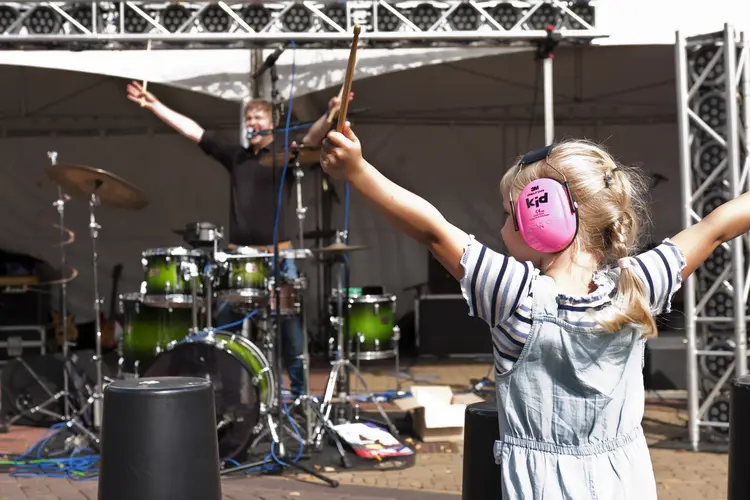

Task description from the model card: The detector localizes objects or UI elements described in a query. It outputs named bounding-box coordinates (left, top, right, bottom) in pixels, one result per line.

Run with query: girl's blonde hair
left=499, top=140, right=657, bottom=337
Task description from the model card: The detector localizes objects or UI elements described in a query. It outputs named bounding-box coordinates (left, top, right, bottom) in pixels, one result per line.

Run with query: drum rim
left=142, top=246, right=204, bottom=257
left=218, top=247, right=273, bottom=259
left=331, top=293, right=397, bottom=304
left=119, top=292, right=143, bottom=302
left=142, top=294, right=201, bottom=308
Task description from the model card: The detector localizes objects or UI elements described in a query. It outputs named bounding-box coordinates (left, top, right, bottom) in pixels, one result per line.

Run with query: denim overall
left=493, top=275, right=658, bottom=500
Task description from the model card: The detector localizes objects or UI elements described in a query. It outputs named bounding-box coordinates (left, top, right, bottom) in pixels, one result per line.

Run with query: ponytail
left=598, top=258, right=658, bottom=338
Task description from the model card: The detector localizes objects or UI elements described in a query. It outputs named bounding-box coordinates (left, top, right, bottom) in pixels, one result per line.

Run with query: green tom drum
left=215, top=247, right=271, bottom=304
left=141, top=247, right=204, bottom=308
left=119, top=293, right=196, bottom=377
left=329, top=293, right=397, bottom=360
left=143, top=330, right=274, bottom=460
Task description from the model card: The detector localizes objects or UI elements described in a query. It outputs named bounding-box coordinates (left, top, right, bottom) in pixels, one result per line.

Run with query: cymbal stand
left=293, top=162, right=307, bottom=249
left=222, top=60, right=336, bottom=486
left=49, top=151, right=72, bottom=418
left=88, top=181, right=105, bottom=430
left=0, top=153, right=101, bottom=449
left=311, top=252, right=399, bottom=448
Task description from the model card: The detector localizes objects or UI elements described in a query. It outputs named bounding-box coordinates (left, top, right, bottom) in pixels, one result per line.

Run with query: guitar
left=50, top=309, right=79, bottom=347
left=100, top=264, right=123, bottom=350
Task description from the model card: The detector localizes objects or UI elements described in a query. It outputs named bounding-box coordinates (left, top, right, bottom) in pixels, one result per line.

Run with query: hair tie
left=618, top=257, right=634, bottom=270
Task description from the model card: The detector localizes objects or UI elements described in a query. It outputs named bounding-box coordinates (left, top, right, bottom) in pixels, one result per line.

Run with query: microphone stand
left=222, top=55, right=337, bottom=488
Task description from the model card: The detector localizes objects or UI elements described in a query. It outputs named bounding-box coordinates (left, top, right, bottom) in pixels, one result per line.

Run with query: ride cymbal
left=311, top=242, right=368, bottom=254
left=45, top=163, right=148, bottom=210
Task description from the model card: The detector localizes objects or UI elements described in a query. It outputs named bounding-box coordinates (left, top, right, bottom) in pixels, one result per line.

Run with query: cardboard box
left=394, top=386, right=485, bottom=442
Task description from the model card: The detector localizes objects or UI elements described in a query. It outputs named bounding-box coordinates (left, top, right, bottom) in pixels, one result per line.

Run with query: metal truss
left=0, top=1, right=603, bottom=49
left=676, top=24, right=750, bottom=451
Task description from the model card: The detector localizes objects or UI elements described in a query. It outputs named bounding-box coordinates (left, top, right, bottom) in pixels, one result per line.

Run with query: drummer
left=125, top=81, right=353, bottom=399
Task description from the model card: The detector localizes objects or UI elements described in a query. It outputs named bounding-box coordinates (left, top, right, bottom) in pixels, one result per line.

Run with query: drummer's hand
left=328, top=92, right=354, bottom=114
left=126, top=81, right=158, bottom=110
left=321, top=122, right=364, bottom=182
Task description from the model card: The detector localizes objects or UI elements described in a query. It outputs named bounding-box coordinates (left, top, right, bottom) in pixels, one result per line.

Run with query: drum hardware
left=310, top=235, right=399, bottom=448
left=45, top=159, right=149, bottom=430
left=293, top=162, right=307, bottom=249
left=0, top=153, right=99, bottom=441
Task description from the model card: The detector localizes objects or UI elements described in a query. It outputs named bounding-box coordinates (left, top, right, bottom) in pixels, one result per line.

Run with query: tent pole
left=543, top=56, right=554, bottom=145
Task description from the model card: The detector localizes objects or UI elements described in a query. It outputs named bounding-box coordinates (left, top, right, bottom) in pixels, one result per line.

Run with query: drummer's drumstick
left=326, top=85, right=344, bottom=124
left=336, top=24, right=361, bottom=132
left=141, top=40, right=152, bottom=107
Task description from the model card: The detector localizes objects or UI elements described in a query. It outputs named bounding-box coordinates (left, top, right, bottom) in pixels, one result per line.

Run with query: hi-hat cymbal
left=311, top=242, right=368, bottom=254
left=259, top=145, right=321, bottom=169
left=45, top=163, right=148, bottom=210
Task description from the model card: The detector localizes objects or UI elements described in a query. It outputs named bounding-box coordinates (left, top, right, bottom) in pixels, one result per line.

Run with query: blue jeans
left=213, top=256, right=305, bottom=398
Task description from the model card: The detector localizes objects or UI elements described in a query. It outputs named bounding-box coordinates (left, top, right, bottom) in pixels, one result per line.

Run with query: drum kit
left=23, top=149, right=402, bottom=467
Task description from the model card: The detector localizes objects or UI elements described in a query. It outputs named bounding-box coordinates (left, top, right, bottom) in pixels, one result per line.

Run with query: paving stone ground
left=0, top=361, right=729, bottom=499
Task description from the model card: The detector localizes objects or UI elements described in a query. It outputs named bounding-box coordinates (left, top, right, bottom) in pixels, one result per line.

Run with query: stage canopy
left=2, top=0, right=739, bottom=328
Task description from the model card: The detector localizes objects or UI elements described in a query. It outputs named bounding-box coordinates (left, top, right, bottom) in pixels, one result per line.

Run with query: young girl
left=320, top=123, right=750, bottom=499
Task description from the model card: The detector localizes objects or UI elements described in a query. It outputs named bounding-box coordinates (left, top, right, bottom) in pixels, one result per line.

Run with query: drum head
left=144, top=338, right=261, bottom=460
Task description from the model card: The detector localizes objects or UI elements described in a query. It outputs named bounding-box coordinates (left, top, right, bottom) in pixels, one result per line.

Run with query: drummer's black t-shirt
left=198, top=131, right=294, bottom=246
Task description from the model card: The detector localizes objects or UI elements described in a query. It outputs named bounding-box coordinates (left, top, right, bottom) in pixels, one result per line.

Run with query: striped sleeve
left=632, top=239, right=686, bottom=315
left=459, top=235, right=535, bottom=327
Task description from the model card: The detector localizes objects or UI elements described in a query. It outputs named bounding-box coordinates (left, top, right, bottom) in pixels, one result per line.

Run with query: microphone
left=252, top=44, right=287, bottom=79
left=246, top=127, right=273, bottom=139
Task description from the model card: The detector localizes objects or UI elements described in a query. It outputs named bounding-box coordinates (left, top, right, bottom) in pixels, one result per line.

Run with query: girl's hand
left=320, top=121, right=365, bottom=182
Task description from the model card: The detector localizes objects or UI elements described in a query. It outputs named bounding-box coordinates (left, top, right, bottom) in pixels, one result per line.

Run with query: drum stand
left=88, top=183, right=106, bottom=431
left=311, top=255, right=399, bottom=448
left=0, top=153, right=100, bottom=448
left=222, top=66, right=337, bottom=486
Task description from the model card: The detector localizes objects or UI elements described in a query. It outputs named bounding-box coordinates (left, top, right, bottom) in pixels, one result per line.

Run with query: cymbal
left=311, top=242, right=368, bottom=254
left=45, top=163, right=148, bottom=210
left=259, top=145, right=321, bottom=169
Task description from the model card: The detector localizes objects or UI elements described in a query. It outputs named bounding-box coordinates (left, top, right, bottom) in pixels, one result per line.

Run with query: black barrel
left=98, top=377, right=221, bottom=500
left=729, top=375, right=750, bottom=499
left=462, top=400, right=503, bottom=499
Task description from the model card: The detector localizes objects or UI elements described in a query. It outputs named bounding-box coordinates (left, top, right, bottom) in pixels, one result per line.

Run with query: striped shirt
left=460, top=236, right=686, bottom=373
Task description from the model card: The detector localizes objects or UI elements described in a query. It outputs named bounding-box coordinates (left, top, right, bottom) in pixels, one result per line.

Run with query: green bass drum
left=329, top=292, right=397, bottom=360
left=143, top=330, right=275, bottom=460
left=119, top=293, right=195, bottom=376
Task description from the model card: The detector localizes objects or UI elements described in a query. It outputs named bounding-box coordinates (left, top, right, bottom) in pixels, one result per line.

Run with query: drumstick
left=326, top=85, right=344, bottom=124
left=141, top=39, right=152, bottom=107
left=336, top=24, right=361, bottom=132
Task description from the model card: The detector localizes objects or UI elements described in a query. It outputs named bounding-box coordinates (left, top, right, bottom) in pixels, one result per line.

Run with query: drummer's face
left=246, top=107, right=274, bottom=144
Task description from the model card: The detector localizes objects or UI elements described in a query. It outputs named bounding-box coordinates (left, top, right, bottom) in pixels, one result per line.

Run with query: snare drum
left=119, top=293, right=196, bottom=377
left=141, top=247, right=204, bottom=308
left=329, top=292, right=397, bottom=360
left=215, top=247, right=271, bottom=304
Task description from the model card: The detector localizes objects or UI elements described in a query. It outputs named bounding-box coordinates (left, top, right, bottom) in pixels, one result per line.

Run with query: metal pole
left=743, top=31, right=750, bottom=195
left=675, top=30, right=700, bottom=451
left=724, top=24, right=747, bottom=376
left=543, top=57, right=554, bottom=144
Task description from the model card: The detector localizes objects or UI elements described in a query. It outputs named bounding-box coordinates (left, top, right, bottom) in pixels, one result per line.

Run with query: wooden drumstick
left=336, top=24, right=361, bottom=132
left=326, top=85, right=344, bottom=124
left=141, top=39, right=152, bottom=107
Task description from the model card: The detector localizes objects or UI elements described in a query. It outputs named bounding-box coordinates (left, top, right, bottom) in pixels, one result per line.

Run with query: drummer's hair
left=244, top=99, right=273, bottom=117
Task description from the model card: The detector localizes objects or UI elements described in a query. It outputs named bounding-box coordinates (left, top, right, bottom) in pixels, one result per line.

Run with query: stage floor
left=0, top=360, right=728, bottom=499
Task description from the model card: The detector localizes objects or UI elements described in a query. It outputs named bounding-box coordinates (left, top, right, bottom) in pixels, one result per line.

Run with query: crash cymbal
left=259, top=145, right=321, bottom=169
left=311, top=242, right=368, bottom=254
left=45, top=163, right=148, bottom=210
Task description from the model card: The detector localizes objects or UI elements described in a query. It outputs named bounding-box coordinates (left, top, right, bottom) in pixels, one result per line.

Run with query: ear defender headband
left=508, top=145, right=579, bottom=254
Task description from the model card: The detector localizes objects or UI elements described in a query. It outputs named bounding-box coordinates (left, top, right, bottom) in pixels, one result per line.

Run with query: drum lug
left=392, top=326, right=401, bottom=341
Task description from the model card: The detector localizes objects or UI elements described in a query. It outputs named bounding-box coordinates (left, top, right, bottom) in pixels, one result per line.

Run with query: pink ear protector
left=508, top=146, right=579, bottom=254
